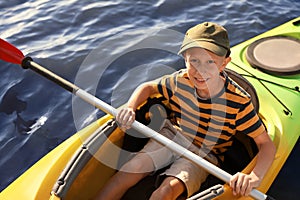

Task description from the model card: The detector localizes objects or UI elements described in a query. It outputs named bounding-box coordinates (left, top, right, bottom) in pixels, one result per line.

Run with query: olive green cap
left=178, top=22, right=230, bottom=56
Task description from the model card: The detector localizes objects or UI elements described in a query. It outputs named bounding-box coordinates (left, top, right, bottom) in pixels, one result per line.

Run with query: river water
left=0, top=0, right=299, bottom=199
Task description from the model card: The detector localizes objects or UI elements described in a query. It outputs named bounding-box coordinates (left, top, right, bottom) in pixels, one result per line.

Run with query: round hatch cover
left=246, top=36, right=300, bottom=76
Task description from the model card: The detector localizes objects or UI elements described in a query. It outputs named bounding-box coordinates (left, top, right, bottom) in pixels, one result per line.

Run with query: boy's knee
left=150, top=177, right=186, bottom=200
left=151, top=185, right=173, bottom=200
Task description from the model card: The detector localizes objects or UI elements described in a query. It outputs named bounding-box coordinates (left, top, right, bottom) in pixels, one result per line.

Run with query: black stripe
left=169, top=99, right=181, bottom=111
left=236, top=105, right=256, bottom=126
left=157, top=81, right=164, bottom=96
left=158, top=79, right=173, bottom=99
left=226, top=99, right=243, bottom=109
left=242, top=120, right=263, bottom=135
left=165, top=77, right=174, bottom=98
left=176, top=80, right=194, bottom=93
left=238, top=100, right=251, bottom=113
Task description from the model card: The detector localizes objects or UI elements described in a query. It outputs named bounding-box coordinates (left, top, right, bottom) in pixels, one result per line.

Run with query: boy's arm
left=229, top=130, right=276, bottom=196
left=117, top=82, right=158, bottom=129
left=127, top=82, right=158, bottom=111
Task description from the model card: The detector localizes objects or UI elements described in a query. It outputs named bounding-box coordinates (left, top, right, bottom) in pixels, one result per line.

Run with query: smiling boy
left=95, top=22, right=275, bottom=200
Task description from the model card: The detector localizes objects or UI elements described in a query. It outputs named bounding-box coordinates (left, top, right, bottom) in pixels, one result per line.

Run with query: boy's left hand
left=229, top=171, right=261, bottom=196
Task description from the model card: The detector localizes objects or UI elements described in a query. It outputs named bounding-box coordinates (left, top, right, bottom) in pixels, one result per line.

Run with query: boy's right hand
left=116, top=107, right=136, bottom=130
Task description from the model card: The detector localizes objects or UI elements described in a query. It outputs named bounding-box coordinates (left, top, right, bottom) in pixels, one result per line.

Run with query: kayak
left=0, top=16, right=299, bottom=200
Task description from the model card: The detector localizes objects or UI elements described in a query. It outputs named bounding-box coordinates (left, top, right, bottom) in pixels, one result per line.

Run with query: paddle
left=0, top=38, right=271, bottom=200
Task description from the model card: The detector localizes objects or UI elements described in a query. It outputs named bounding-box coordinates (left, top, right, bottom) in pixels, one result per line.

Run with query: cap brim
left=178, top=40, right=228, bottom=56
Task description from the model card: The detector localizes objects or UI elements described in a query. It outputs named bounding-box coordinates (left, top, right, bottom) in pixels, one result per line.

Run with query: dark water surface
left=0, top=0, right=299, bottom=199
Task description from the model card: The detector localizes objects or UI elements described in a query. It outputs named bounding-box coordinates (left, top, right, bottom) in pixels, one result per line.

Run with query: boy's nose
left=194, top=65, right=207, bottom=75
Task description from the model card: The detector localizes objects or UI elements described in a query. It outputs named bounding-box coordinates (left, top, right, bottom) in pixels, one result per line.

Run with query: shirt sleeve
left=236, top=100, right=265, bottom=138
left=155, top=73, right=177, bottom=100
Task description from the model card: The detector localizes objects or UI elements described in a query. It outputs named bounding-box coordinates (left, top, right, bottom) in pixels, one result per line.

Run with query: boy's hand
left=116, top=107, right=136, bottom=130
left=229, top=171, right=261, bottom=196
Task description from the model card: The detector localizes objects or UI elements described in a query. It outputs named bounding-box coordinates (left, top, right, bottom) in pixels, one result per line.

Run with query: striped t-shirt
left=155, top=69, right=265, bottom=155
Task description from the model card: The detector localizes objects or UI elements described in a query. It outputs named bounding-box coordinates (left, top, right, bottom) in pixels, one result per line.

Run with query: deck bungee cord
left=231, top=61, right=300, bottom=116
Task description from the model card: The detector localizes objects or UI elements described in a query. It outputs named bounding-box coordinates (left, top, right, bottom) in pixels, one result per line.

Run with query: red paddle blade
left=0, top=38, right=25, bottom=65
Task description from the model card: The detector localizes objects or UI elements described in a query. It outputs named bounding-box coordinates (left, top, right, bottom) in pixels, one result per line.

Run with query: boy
left=95, top=22, right=275, bottom=200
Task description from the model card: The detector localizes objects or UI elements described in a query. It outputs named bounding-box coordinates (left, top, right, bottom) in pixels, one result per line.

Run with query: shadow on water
left=0, top=84, right=38, bottom=135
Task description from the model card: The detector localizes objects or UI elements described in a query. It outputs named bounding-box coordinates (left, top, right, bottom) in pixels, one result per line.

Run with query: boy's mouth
left=195, top=77, right=209, bottom=83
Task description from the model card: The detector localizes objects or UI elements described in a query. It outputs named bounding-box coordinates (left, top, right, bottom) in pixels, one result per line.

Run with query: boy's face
left=184, top=47, right=231, bottom=92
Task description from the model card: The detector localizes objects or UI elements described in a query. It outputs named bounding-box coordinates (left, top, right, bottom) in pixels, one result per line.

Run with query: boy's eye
left=190, top=59, right=199, bottom=63
left=207, top=60, right=215, bottom=64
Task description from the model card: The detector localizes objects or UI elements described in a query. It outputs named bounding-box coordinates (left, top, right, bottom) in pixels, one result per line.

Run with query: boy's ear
left=182, top=52, right=187, bottom=61
left=220, top=56, right=231, bottom=71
